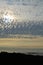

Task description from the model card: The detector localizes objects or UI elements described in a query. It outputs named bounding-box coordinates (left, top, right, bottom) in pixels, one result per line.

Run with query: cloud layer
left=0, top=0, right=43, bottom=22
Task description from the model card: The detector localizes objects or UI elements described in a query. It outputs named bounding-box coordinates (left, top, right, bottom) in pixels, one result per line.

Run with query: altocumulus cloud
left=0, top=0, right=43, bottom=21
left=5, top=0, right=14, bottom=5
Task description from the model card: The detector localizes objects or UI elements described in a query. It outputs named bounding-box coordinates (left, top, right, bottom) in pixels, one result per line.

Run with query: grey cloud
left=0, top=0, right=43, bottom=6
left=0, top=0, right=43, bottom=21
left=5, top=0, right=14, bottom=5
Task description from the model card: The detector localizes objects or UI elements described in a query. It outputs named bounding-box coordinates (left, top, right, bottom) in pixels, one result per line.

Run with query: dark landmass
left=0, top=52, right=43, bottom=64
left=0, top=51, right=43, bottom=56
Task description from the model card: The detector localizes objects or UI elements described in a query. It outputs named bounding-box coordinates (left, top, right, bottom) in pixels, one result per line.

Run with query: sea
left=0, top=46, right=43, bottom=56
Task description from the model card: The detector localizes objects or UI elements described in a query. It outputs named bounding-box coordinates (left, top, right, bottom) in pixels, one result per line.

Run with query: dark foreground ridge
left=0, top=52, right=43, bottom=64
left=0, top=51, right=42, bottom=56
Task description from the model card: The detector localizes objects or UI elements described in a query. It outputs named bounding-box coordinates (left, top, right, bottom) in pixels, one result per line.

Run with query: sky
left=0, top=0, right=43, bottom=53
left=0, top=0, right=43, bottom=22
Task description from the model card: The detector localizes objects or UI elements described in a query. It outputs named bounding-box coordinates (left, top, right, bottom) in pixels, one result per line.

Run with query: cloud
left=0, top=0, right=43, bottom=21
left=6, top=0, right=14, bottom=5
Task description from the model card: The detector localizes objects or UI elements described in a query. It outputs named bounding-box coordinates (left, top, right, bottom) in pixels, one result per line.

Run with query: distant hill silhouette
left=0, top=51, right=43, bottom=64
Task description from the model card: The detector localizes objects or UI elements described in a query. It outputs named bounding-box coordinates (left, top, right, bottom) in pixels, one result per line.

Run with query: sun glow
left=2, top=10, right=17, bottom=23
left=3, top=13, right=14, bottom=23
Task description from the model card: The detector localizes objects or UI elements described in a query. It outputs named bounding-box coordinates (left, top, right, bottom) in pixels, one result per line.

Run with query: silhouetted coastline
left=0, top=51, right=43, bottom=64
